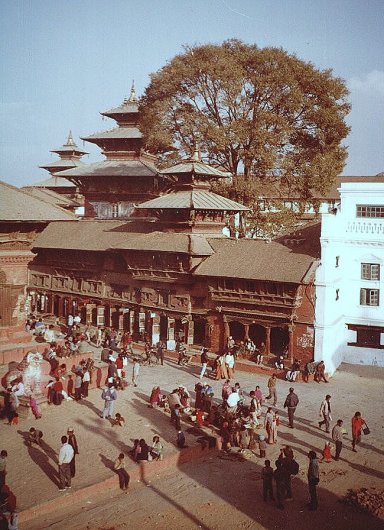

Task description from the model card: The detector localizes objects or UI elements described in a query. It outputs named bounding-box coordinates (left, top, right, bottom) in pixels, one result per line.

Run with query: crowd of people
left=0, top=317, right=372, bottom=523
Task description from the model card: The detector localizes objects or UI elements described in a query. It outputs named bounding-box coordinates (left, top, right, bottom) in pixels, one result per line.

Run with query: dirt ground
left=1, top=347, right=384, bottom=530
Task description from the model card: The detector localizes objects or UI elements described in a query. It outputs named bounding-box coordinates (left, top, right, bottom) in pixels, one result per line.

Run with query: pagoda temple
left=27, top=90, right=318, bottom=363
left=57, top=84, right=167, bottom=219
left=32, top=131, right=88, bottom=199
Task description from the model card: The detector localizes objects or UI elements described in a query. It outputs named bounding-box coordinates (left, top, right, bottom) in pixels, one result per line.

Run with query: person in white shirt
left=58, top=435, right=74, bottom=491
left=225, top=352, right=235, bottom=379
left=44, top=325, right=56, bottom=343
left=226, top=390, right=240, bottom=415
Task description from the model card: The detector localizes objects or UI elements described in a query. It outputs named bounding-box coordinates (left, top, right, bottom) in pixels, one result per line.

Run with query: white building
left=315, top=181, right=384, bottom=373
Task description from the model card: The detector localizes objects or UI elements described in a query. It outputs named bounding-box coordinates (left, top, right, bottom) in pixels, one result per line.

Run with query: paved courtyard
left=1, top=349, right=383, bottom=529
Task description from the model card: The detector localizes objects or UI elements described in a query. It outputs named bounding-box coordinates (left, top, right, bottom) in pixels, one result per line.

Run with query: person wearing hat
left=67, top=428, right=79, bottom=478
left=318, top=395, right=332, bottom=433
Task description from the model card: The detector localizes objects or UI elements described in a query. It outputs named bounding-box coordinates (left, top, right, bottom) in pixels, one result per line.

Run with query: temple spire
left=66, top=130, right=75, bottom=146
left=128, top=80, right=138, bottom=103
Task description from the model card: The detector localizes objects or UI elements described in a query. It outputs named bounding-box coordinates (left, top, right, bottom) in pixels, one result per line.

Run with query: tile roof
left=138, top=190, right=249, bottom=211
left=39, top=159, right=85, bottom=170
left=21, top=187, right=81, bottom=208
left=160, top=160, right=231, bottom=178
left=0, top=181, right=77, bottom=222
left=57, top=160, right=158, bottom=179
left=33, top=220, right=214, bottom=256
left=193, top=238, right=318, bottom=284
left=82, top=127, right=142, bottom=142
left=30, top=176, right=77, bottom=188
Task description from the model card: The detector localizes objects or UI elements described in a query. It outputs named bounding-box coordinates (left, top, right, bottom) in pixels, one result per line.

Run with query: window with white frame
left=360, top=288, right=380, bottom=306
left=361, top=263, right=380, bottom=280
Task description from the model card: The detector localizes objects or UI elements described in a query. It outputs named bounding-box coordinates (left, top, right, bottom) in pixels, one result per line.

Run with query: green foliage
left=139, top=39, right=350, bottom=199
left=212, top=175, right=301, bottom=239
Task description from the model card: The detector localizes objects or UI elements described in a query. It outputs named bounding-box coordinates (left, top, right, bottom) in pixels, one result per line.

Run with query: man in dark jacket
left=283, top=387, right=299, bottom=428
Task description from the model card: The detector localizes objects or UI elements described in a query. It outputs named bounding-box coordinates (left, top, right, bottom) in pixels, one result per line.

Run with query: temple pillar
left=265, top=326, right=271, bottom=355
left=244, top=323, right=250, bottom=341
left=152, top=313, right=160, bottom=345
left=223, top=315, right=230, bottom=347
left=288, top=325, right=294, bottom=364
left=186, top=319, right=194, bottom=346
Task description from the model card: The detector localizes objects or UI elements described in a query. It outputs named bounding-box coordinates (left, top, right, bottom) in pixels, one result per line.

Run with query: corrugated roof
left=33, top=220, right=214, bottom=256
left=194, top=238, right=317, bottom=284
left=0, top=181, right=77, bottom=222
left=138, top=190, right=249, bottom=211
left=57, top=160, right=158, bottom=179
left=82, top=127, right=142, bottom=141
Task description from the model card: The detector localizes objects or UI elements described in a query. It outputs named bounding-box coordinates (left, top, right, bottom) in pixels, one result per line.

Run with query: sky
left=0, top=0, right=383, bottom=188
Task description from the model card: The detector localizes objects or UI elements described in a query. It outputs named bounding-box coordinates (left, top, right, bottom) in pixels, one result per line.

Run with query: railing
left=346, top=221, right=384, bottom=235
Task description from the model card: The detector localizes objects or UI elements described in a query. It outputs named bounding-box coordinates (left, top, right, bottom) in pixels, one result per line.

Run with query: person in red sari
left=149, top=386, right=161, bottom=408
left=351, top=411, right=367, bottom=452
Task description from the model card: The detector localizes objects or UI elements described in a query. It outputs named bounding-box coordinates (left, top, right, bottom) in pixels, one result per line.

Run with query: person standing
left=314, top=360, right=328, bottom=383
left=132, top=358, right=140, bottom=387
left=307, top=450, right=319, bottom=511
left=157, top=341, right=165, bottom=366
left=318, top=394, right=332, bottom=433
left=113, top=453, right=130, bottom=491
left=81, top=367, right=90, bottom=398
left=261, top=459, right=274, bottom=502
left=225, top=351, right=235, bottom=379
left=96, top=327, right=103, bottom=348
left=67, top=428, right=79, bottom=478
left=266, top=374, right=277, bottom=406
left=101, top=383, right=117, bottom=419
left=0, top=450, right=7, bottom=488
left=351, top=411, right=367, bottom=452
left=332, top=419, right=344, bottom=460
left=74, top=371, right=83, bottom=401
left=264, top=407, right=274, bottom=444
left=199, top=348, right=209, bottom=379
left=273, top=459, right=287, bottom=510
left=58, top=435, right=74, bottom=491
left=283, top=387, right=299, bottom=428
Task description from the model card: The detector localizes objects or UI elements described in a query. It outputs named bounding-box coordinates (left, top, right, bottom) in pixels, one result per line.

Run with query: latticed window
left=356, top=205, right=384, bottom=218
left=360, top=288, right=380, bottom=306
left=361, top=263, right=380, bottom=280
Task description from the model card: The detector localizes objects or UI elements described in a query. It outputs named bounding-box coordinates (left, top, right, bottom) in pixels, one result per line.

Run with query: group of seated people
left=131, top=436, right=164, bottom=462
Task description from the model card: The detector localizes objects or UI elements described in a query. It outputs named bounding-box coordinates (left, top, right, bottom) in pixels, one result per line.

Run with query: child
left=321, top=441, right=332, bottom=462
left=111, top=413, right=125, bottom=427
left=261, top=459, right=274, bottom=501
left=28, top=427, right=43, bottom=446
left=177, top=430, right=187, bottom=449
left=258, top=434, right=267, bottom=458
left=29, top=395, right=42, bottom=419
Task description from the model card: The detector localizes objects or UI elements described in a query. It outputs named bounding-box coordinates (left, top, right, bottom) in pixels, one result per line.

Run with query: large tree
left=139, top=39, right=350, bottom=199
